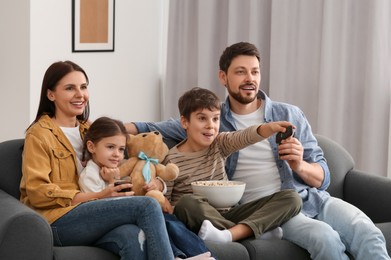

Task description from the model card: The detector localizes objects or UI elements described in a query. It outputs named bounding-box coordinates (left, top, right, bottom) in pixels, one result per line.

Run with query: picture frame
left=72, top=0, right=115, bottom=52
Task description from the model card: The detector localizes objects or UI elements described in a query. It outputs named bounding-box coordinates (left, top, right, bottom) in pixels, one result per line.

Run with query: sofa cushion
left=0, top=190, right=53, bottom=260
left=0, top=139, right=24, bottom=199
left=205, top=240, right=249, bottom=260
left=376, top=223, right=391, bottom=254
left=315, top=134, right=354, bottom=199
left=241, top=239, right=310, bottom=259
left=345, top=170, right=391, bottom=223
left=53, top=246, right=118, bottom=260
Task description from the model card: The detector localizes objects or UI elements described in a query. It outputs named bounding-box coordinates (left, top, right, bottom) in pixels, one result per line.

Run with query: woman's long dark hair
left=27, top=60, right=90, bottom=131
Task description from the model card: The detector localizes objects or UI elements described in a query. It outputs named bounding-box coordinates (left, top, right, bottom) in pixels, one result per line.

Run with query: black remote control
left=276, top=125, right=294, bottom=144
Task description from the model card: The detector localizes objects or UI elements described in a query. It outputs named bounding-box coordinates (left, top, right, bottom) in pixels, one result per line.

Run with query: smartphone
left=276, top=125, right=294, bottom=144
left=114, top=178, right=132, bottom=192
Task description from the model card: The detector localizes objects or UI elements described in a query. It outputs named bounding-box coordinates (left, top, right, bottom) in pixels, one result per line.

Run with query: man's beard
left=226, top=83, right=257, bottom=105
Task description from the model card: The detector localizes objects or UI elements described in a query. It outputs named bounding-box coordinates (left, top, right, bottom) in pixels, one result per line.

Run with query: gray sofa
left=0, top=135, right=390, bottom=260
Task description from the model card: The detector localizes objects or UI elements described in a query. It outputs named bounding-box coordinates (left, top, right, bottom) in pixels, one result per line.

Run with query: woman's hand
left=103, top=183, right=134, bottom=197
left=71, top=183, right=134, bottom=205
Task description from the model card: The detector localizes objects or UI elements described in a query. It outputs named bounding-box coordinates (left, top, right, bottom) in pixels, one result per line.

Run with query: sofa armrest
left=344, top=170, right=391, bottom=223
left=0, top=190, right=53, bottom=260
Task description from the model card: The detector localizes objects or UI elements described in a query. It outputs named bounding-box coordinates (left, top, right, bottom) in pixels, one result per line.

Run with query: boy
left=164, top=87, right=301, bottom=243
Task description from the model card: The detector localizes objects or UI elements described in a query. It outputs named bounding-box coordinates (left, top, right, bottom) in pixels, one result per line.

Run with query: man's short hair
left=219, top=42, right=261, bottom=73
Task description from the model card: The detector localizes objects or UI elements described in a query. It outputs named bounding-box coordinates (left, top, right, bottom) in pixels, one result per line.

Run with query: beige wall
left=0, top=0, right=30, bottom=141
left=0, top=0, right=168, bottom=142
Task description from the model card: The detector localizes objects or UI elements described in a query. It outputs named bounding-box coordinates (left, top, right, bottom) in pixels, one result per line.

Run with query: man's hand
left=278, top=137, right=303, bottom=170
left=279, top=137, right=324, bottom=188
left=125, top=123, right=139, bottom=135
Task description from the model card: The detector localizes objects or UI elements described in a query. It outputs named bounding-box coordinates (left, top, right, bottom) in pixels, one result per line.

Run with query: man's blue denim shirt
left=135, top=91, right=331, bottom=218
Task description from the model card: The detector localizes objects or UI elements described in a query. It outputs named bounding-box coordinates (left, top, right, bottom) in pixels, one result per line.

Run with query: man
left=127, top=42, right=389, bottom=259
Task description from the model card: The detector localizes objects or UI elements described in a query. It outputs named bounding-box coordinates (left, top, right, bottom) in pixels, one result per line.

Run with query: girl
left=79, top=116, right=215, bottom=260
left=20, top=60, right=174, bottom=260
left=78, top=116, right=129, bottom=193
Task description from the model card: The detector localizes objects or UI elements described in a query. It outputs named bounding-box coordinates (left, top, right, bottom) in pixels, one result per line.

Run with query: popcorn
left=192, top=181, right=237, bottom=186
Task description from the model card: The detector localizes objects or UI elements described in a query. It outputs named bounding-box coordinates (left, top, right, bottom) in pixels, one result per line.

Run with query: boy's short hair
left=178, top=87, right=221, bottom=120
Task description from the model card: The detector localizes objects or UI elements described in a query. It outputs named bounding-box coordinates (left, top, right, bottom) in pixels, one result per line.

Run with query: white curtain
left=163, top=0, right=274, bottom=118
left=163, top=0, right=391, bottom=177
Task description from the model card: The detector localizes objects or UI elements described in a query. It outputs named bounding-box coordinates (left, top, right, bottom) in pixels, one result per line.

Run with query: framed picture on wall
left=72, top=0, right=115, bottom=52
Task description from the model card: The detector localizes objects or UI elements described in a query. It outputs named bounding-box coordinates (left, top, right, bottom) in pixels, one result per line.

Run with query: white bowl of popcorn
left=191, top=180, right=246, bottom=208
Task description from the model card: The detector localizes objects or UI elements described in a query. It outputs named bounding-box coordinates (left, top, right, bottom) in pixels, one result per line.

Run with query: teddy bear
left=119, top=131, right=179, bottom=208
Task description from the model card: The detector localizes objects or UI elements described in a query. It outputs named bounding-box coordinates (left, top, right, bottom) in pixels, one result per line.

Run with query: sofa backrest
left=0, top=139, right=24, bottom=199
left=315, top=134, right=354, bottom=199
left=0, top=135, right=355, bottom=201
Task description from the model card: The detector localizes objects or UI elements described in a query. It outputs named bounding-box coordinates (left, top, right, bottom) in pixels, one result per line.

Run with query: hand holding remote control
left=276, top=125, right=294, bottom=144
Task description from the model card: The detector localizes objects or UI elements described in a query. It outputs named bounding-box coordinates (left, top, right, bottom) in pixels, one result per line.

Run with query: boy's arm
left=218, top=122, right=293, bottom=157
left=258, top=121, right=292, bottom=138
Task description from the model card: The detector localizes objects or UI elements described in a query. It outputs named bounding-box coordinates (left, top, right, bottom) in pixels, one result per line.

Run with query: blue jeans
left=282, top=197, right=390, bottom=260
left=164, top=213, right=212, bottom=258
left=51, top=197, right=174, bottom=260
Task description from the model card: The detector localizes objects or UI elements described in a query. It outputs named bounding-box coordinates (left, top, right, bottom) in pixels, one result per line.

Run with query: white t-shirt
left=79, top=160, right=108, bottom=192
left=231, top=105, right=281, bottom=204
left=60, top=125, right=84, bottom=174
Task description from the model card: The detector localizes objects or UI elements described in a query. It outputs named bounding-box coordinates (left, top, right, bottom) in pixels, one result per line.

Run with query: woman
left=20, top=60, right=174, bottom=260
